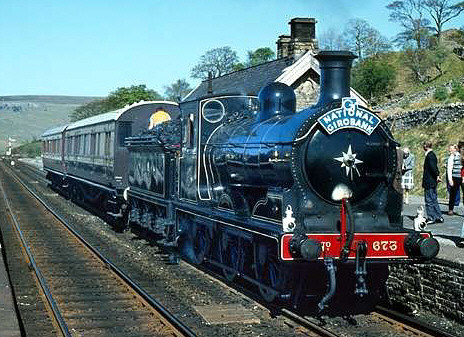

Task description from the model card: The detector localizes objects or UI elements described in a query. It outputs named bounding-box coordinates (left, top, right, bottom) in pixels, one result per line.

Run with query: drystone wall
left=386, top=103, right=464, bottom=130
left=387, top=260, right=464, bottom=322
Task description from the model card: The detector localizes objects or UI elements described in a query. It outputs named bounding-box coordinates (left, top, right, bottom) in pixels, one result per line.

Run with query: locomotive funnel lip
left=314, top=50, right=357, bottom=63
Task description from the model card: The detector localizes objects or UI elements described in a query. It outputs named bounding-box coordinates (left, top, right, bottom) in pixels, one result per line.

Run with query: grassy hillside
left=0, top=95, right=100, bottom=152
left=0, top=95, right=99, bottom=105
left=371, top=30, right=464, bottom=112
left=393, top=118, right=464, bottom=199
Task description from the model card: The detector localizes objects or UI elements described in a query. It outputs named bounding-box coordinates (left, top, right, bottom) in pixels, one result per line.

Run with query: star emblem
left=334, top=144, right=363, bottom=180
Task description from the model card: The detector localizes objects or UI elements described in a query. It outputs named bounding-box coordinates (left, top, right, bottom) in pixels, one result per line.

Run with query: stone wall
left=387, top=260, right=464, bottom=322
left=386, top=103, right=464, bottom=130
left=295, top=79, right=318, bottom=110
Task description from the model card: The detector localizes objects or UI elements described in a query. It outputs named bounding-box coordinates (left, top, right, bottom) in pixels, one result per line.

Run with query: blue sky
left=0, top=0, right=462, bottom=97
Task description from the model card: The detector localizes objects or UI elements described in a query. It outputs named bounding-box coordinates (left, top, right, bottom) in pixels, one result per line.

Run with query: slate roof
left=183, top=56, right=295, bottom=102
left=183, top=51, right=368, bottom=107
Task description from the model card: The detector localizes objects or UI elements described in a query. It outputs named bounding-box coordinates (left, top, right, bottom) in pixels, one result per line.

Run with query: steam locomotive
left=42, top=51, right=439, bottom=315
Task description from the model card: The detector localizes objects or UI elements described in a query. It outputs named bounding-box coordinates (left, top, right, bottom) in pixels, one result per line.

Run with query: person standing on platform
left=447, top=144, right=462, bottom=216
left=422, top=141, right=443, bottom=224
left=446, top=144, right=460, bottom=208
left=401, top=147, right=415, bottom=204
left=459, top=141, right=464, bottom=209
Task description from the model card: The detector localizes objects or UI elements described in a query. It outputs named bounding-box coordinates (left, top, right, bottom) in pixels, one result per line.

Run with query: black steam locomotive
left=43, top=51, right=439, bottom=314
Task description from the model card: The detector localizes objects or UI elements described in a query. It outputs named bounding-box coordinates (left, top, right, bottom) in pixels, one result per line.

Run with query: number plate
left=280, top=233, right=431, bottom=261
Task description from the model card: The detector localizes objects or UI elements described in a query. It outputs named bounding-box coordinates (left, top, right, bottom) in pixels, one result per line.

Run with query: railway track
left=0, top=161, right=195, bottom=337
left=15, top=160, right=49, bottom=185
left=10, top=160, right=462, bottom=337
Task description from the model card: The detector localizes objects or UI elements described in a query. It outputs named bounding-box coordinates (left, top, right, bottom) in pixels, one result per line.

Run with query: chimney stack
left=277, top=18, right=318, bottom=58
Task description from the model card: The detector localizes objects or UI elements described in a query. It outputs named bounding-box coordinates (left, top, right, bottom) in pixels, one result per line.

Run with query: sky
left=0, top=0, right=463, bottom=97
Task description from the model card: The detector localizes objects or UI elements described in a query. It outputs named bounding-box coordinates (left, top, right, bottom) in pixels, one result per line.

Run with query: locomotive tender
left=42, top=51, right=439, bottom=314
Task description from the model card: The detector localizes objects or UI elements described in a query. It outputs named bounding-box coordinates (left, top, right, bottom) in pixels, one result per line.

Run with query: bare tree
left=191, top=47, right=239, bottom=79
left=423, top=0, right=464, bottom=42
left=164, top=79, right=192, bottom=102
left=402, top=46, right=431, bottom=83
left=387, top=0, right=432, bottom=49
left=344, top=19, right=371, bottom=59
left=319, top=28, right=347, bottom=50
left=364, top=29, right=392, bottom=58
left=343, top=19, right=391, bottom=60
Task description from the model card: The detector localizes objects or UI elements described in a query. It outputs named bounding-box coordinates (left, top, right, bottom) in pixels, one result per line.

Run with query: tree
left=364, top=29, right=392, bottom=58
left=106, top=84, right=163, bottom=108
left=319, top=28, right=347, bottom=50
left=70, top=84, right=162, bottom=121
left=352, top=58, right=396, bottom=102
left=344, top=19, right=371, bottom=60
left=343, top=19, right=391, bottom=60
left=164, top=79, right=192, bottom=102
left=428, top=43, right=450, bottom=76
left=246, top=47, right=275, bottom=66
left=70, top=99, right=113, bottom=121
left=402, top=46, right=432, bottom=83
left=423, top=0, right=464, bottom=42
left=191, top=46, right=239, bottom=79
left=387, top=0, right=432, bottom=49
left=400, top=42, right=450, bottom=83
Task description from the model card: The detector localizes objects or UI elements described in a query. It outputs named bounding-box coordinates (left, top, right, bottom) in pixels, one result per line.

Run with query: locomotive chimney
left=314, top=51, right=356, bottom=107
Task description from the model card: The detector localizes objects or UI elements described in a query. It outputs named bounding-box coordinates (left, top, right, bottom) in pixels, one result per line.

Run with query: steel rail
left=0, top=178, right=72, bottom=337
left=375, top=305, right=456, bottom=337
left=17, top=163, right=49, bottom=185
left=7, top=164, right=197, bottom=337
left=280, top=308, right=339, bottom=337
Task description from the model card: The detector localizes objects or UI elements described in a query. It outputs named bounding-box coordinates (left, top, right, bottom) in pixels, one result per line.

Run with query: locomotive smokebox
left=314, top=51, right=356, bottom=107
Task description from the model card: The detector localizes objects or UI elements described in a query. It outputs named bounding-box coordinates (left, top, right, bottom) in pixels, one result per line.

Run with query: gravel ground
left=18, top=167, right=316, bottom=336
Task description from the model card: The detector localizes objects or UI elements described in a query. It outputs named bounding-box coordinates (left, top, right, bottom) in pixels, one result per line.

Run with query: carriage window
left=118, top=122, right=132, bottom=147
left=82, top=134, right=87, bottom=155
left=104, top=131, right=111, bottom=157
left=90, top=133, right=96, bottom=155
left=67, top=137, right=72, bottom=154
left=96, top=133, right=100, bottom=156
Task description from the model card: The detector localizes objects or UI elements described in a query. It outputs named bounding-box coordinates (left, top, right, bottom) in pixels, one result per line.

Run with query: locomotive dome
left=258, top=82, right=296, bottom=121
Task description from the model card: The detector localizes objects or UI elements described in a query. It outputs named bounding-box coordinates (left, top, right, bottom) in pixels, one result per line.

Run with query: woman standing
left=401, top=147, right=415, bottom=204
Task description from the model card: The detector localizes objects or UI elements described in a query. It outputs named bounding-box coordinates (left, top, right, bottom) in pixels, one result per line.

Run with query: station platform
left=0, top=244, right=21, bottom=337
left=403, top=195, right=464, bottom=265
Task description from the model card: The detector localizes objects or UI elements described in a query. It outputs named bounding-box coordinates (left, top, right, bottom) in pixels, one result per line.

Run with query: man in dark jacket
left=422, top=141, right=444, bottom=224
